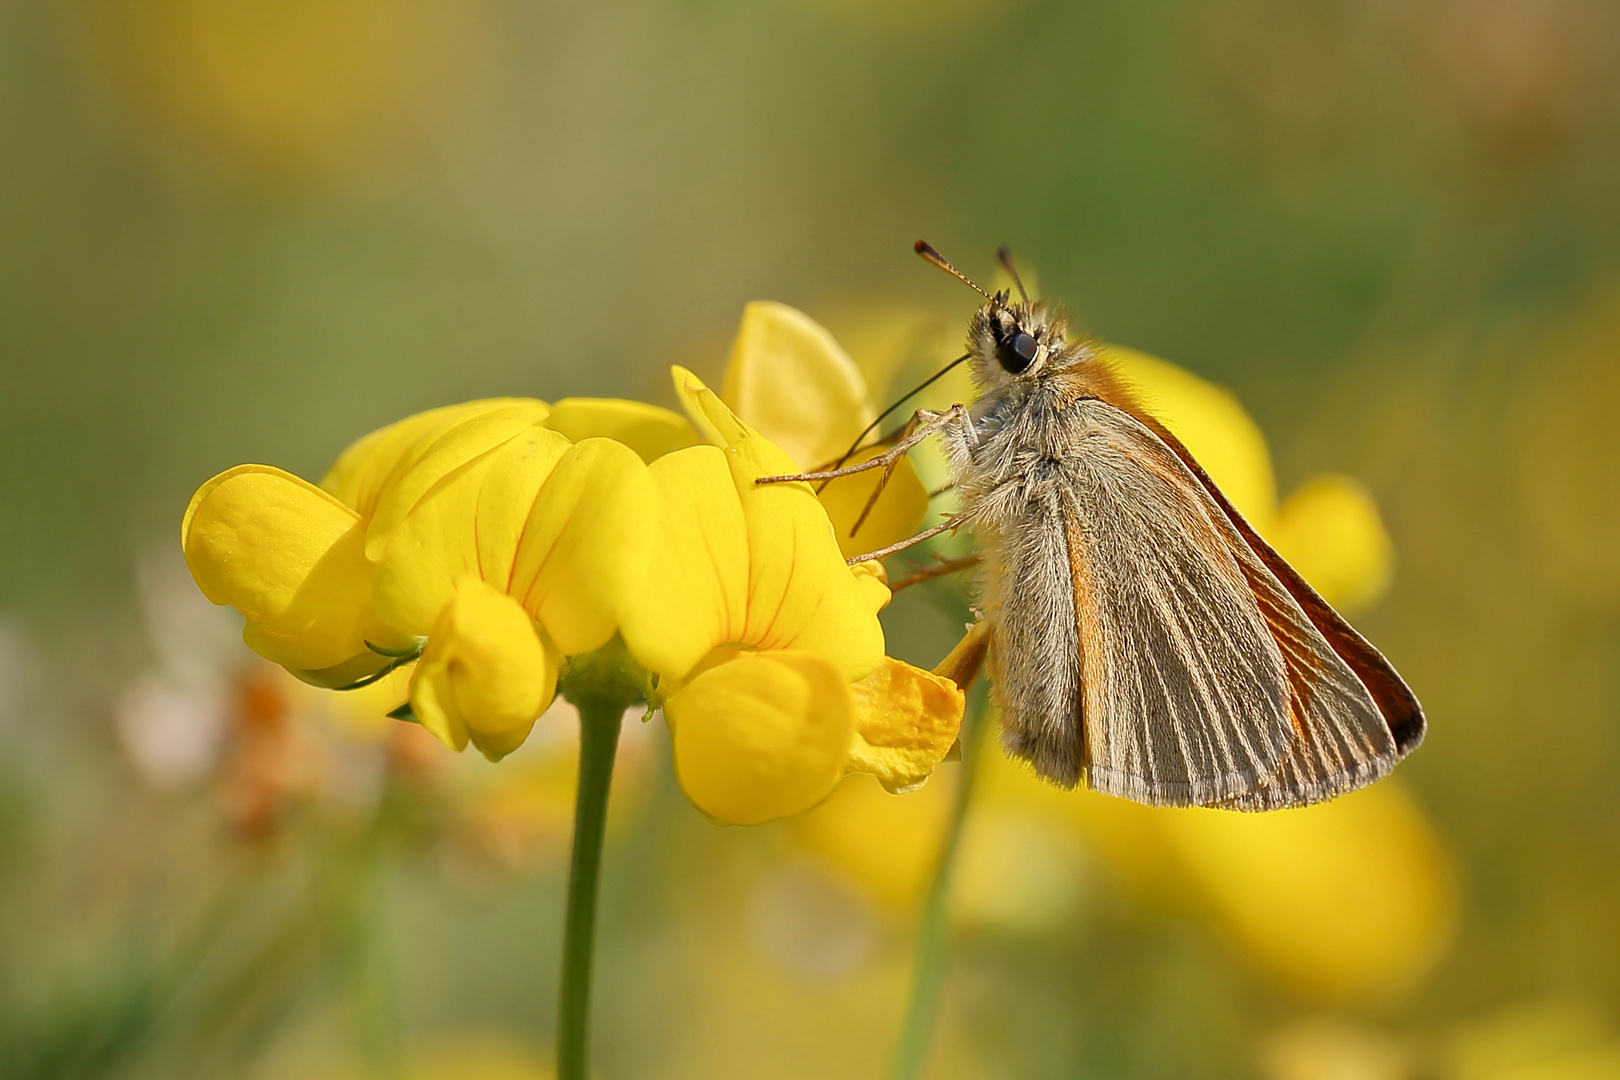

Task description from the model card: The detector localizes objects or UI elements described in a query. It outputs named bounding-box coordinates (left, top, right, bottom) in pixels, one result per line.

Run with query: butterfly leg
left=889, top=551, right=982, bottom=592
left=845, top=513, right=964, bottom=565
left=755, top=405, right=972, bottom=486
left=846, top=408, right=936, bottom=537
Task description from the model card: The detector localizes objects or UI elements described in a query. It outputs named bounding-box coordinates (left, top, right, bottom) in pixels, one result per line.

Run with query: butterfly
left=764, top=242, right=1424, bottom=810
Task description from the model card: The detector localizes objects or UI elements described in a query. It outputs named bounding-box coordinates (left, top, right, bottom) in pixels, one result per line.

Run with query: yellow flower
left=183, top=395, right=683, bottom=737
left=182, top=305, right=964, bottom=821
left=322, top=397, right=549, bottom=520
left=368, top=428, right=658, bottom=653
left=628, top=366, right=964, bottom=824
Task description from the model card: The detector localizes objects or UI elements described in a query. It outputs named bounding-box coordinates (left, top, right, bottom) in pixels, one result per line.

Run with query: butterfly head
left=967, top=296, right=1067, bottom=388
left=914, top=240, right=1069, bottom=392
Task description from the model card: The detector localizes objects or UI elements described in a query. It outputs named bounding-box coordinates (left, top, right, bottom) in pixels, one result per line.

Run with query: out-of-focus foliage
left=4, top=0, right=1620, bottom=1077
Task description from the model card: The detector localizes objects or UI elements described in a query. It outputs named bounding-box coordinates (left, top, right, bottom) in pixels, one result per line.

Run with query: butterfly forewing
left=1052, top=400, right=1406, bottom=809
left=1037, top=400, right=1297, bottom=804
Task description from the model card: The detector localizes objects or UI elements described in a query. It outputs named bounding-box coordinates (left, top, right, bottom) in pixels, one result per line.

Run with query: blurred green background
left=3, top=0, right=1620, bottom=1078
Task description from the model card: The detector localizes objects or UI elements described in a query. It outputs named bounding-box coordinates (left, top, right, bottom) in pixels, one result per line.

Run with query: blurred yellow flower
left=1259, top=1017, right=1410, bottom=1080
left=792, top=772, right=954, bottom=910
left=1160, top=782, right=1457, bottom=1001
left=87, top=0, right=491, bottom=184
left=1105, top=345, right=1396, bottom=613
left=1443, top=1001, right=1620, bottom=1080
left=978, top=740, right=1457, bottom=1002
left=1268, top=474, right=1396, bottom=613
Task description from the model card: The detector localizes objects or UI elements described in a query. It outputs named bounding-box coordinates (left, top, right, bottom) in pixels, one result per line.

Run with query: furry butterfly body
left=943, top=307, right=1423, bottom=808
left=762, top=243, right=1424, bottom=809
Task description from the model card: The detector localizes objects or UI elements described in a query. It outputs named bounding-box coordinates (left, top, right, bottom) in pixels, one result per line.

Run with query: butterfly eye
left=997, top=331, right=1039, bottom=374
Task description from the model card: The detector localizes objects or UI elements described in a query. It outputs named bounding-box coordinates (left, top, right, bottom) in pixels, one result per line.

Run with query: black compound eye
left=996, top=330, right=1039, bottom=374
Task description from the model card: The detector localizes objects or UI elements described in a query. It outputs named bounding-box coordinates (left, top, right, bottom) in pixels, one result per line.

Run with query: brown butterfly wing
left=1060, top=400, right=1411, bottom=809
left=1147, top=422, right=1425, bottom=809
left=1038, top=399, right=1297, bottom=805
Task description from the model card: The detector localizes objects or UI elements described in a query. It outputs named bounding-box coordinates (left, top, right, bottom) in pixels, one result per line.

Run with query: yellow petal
left=1157, top=781, right=1458, bottom=1002
left=371, top=425, right=572, bottom=635
left=726, top=431, right=887, bottom=681
left=542, top=398, right=698, bottom=463
left=411, top=577, right=558, bottom=761
left=1102, top=345, right=1278, bottom=524
left=182, top=465, right=412, bottom=673
left=321, top=398, right=546, bottom=518
left=849, top=559, right=891, bottom=614
left=1268, top=474, right=1395, bottom=613
left=508, top=437, right=658, bottom=655
left=671, top=365, right=751, bottom=446
left=721, top=301, right=874, bottom=469
left=815, top=444, right=931, bottom=560
left=664, top=650, right=854, bottom=825
left=846, top=656, right=965, bottom=793
left=364, top=402, right=554, bottom=560
left=792, top=771, right=954, bottom=910
left=618, top=445, right=750, bottom=681
left=668, top=365, right=888, bottom=678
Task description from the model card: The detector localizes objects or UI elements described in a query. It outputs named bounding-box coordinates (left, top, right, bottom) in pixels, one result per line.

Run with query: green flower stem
left=889, top=688, right=989, bottom=1080
left=557, top=694, right=624, bottom=1080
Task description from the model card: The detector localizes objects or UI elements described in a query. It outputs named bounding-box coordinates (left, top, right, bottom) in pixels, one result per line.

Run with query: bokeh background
left=3, top=0, right=1620, bottom=1078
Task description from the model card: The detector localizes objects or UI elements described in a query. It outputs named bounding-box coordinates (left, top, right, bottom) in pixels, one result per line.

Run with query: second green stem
left=888, top=690, right=989, bottom=1080
left=556, top=697, right=624, bottom=1080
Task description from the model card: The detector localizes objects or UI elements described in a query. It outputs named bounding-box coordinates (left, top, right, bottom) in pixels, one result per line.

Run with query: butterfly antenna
left=915, top=241, right=994, bottom=302
left=820, top=352, right=971, bottom=478
left=996, top=244, right=1030, bottom=303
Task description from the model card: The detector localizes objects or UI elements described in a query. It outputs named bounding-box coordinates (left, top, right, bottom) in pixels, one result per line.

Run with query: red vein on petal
left=754, top=533, right=798, bottom=648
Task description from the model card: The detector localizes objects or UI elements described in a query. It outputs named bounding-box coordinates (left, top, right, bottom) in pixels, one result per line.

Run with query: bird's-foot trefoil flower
left=181, top=306, right=966, bottom=814
left=178, top=303, right=975, bottom=1080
